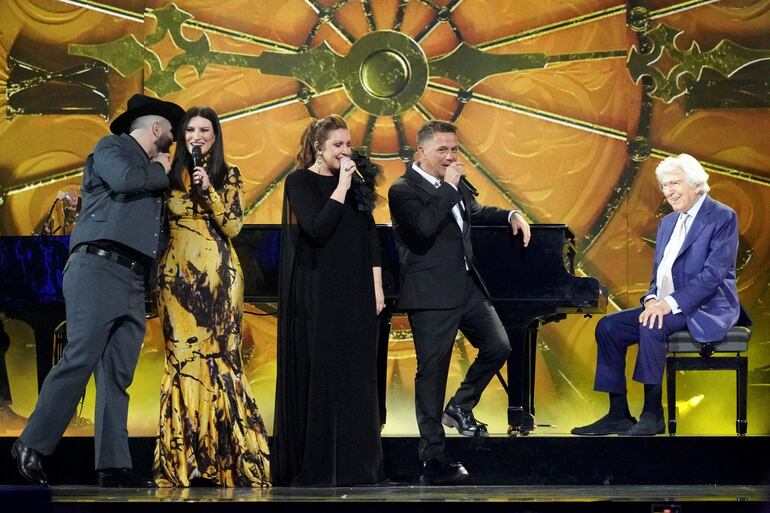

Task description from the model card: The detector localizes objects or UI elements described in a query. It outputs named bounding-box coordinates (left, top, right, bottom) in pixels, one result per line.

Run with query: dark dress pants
left=408, top=273, right=510, bottom=461
left=20, top=251, right=146, bottom=470
left=594, top=306, right=687, bottom=394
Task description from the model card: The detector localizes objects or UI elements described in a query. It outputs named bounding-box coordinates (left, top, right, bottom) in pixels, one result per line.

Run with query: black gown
left=273, top=168, right=385, bottom=486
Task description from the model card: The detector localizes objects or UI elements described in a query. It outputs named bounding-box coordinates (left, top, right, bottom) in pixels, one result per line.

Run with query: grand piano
left=0, top=236, right=69, bottom=392
left=0, top=224, right=606, bottom=434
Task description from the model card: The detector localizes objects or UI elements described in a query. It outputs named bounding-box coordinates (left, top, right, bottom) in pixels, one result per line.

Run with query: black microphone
left=190, top=146, right=203, bottom=197
left=459, top=176, right=479, bottom=197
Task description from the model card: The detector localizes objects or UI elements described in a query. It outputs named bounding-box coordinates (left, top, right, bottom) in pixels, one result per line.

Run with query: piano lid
left=232, top=224, right=603, bottom=307
left=0, top=225, right=605, bottom=310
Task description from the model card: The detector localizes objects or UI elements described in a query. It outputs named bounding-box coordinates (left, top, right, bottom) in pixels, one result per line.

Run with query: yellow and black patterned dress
left=153, top=166, right=270, bottom=487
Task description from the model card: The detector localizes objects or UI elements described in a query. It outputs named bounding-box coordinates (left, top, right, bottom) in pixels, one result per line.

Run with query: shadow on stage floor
left=1, top=436, right=768, bottom=512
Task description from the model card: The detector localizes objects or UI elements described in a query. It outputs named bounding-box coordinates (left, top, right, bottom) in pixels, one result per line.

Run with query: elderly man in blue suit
left=573, top=153, right=741, bottom=436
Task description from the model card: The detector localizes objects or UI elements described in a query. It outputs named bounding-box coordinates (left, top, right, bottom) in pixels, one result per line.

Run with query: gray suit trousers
left=20, top=251, right=146, bottom=469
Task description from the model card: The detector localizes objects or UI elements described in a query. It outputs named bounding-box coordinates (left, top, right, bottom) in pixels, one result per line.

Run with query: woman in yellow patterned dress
left=153, top=107, right=270, bottom=487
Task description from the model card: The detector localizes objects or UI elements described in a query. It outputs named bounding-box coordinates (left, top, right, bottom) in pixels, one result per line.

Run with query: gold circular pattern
left=360, top=50, right=409, bottom=99
left=340, top=30, right=427, bottom=116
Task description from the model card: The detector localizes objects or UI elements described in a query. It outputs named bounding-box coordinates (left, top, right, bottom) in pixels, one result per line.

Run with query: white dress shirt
left=411, top=163, right=518, bottom=231
left=646, top=193, right=707, bottom=314
left=412, top=163, right=465, bottom=232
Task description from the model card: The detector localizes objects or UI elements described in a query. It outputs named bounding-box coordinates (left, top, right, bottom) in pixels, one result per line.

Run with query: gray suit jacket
left=69, top=133, right=170, bottom=259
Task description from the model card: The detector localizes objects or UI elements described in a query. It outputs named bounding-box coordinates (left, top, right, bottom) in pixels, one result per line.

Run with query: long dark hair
left=169, top=106, right=227, bottom=192
left=295, top=114, right=348, bottom=169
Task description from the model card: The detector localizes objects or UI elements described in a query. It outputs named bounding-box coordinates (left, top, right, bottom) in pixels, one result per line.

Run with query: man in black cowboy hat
left=11, top=94, right=184, bottom=487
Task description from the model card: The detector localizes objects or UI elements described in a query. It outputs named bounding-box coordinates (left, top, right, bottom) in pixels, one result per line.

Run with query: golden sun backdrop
left=1, top=0, right=769, bottom=436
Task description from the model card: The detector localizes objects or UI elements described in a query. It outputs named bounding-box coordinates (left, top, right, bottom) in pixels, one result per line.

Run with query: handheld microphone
left=352, top=166, right=365, bottom=183
left=459, top=176, right=479, bottom=197
left=341, top=156, right=365, bottom=183
left=190, top=146, right=203, bottom=197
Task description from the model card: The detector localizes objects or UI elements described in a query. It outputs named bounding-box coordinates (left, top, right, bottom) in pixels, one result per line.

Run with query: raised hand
left=191, top=166, right=210, bottom=190
left=152, top=152, right=171, bottom=173
left=444, top=162, right=464, bottom=188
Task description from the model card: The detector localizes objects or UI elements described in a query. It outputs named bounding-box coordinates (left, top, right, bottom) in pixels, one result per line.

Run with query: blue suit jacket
left=645, top=195, right=740, bottom=343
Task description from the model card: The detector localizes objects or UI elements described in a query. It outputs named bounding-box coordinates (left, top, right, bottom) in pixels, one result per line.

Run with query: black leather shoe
left=571, top=413, right=637, bottom=435
left=699, top=343, right=716, bottom=358
left=419, top=455, right=469, bottom=485
left=442, top=400, right=488, bottom=437
left=11, top=439, right=48, bottom=486
left=624, top=412, right=665, bottom=436
left=97, top=468, right=155, bottom=488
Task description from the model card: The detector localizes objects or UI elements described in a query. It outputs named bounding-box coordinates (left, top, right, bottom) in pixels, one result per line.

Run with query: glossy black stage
left=2, top=484, right=769, bottom=513
left=0, top=436, right=768, bottom=512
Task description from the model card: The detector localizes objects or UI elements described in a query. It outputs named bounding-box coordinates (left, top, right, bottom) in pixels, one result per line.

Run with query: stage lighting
left=652, top=503, right=683, bottom=513
left=676, top=394, right=705, bottom=417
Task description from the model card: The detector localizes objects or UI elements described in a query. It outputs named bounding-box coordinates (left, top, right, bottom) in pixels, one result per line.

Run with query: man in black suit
left=388, top=120, right=530, bottom=485
left=11, top=94, right=183, bottom=487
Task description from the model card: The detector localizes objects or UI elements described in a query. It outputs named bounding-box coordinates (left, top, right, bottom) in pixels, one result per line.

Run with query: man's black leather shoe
left=625, top=412, right=665, bottom=436
left=571, top=413, right=637, bottom=435
left=11, top=439, right=48, bottom=486
left=442, top=400, right=488, bottom=437
left=699, top=343, right=716, bottom=358
left=419, top=455, right=469, bottom=485
left=97, top=468, right=155, bottom=488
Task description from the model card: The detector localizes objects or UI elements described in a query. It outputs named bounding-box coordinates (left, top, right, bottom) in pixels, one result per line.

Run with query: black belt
left=74, top=244, right=145, bottom=275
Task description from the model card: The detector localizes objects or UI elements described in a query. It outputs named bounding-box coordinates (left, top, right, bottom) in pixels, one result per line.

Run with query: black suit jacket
left=388, top=167, right=510, bottom=310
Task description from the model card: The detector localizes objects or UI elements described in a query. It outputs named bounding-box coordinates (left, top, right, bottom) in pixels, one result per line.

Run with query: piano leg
left=3, top=310, right=63, bottom=393
left=504, top=322, right=539, bottom=435
left=376, top=311, right=392, bottom=428
left=33, top=323, right=58, bottom=393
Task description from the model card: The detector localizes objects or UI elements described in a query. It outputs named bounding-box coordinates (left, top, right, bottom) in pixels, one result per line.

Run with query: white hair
left=655, top=153, right=710, bottom=194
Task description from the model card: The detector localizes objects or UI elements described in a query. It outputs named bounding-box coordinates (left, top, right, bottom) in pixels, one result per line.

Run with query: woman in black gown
left=273, top=115, right=386, bottom=486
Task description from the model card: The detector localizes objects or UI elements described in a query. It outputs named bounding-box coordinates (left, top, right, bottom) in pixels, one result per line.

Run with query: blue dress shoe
left=97, top=468, right=155, bottom=488
left=11, top=439, right=48, bottom=486
left=442, top=400, right=489, bottom=437
left=419, top=455, right=469, bottom=485
left=624, top=412, right=665, bottom=436
left=571, top=414, right=637, bottom=435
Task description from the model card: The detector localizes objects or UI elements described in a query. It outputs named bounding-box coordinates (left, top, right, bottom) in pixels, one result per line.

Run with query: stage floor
left=45, top=484, right=770, bottom=502
left=2, top=484, right=767, bottom=513
left=2, top=436, right=769, bottom=512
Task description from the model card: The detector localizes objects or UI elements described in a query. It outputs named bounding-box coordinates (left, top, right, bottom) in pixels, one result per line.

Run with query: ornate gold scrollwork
left=627, top=22, right=770, bottom=103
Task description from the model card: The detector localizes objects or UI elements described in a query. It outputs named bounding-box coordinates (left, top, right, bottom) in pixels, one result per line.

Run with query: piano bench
left=665, top=326, right=751, bottom=436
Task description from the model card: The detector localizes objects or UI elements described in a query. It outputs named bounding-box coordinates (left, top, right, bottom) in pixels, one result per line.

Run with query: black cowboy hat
left=109, top=94, right=185, bottom=140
